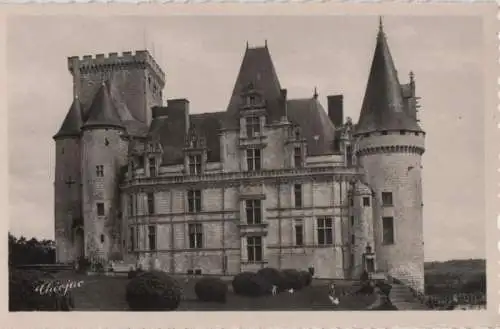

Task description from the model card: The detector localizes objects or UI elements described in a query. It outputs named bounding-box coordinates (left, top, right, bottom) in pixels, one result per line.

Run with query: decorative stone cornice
left=121, top=166, right=361, bottom=192
left=356, top=144, right=425, bottom=156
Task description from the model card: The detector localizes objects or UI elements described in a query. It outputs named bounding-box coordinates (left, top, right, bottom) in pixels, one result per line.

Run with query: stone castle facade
left=53, top=21, right=426, bottom=291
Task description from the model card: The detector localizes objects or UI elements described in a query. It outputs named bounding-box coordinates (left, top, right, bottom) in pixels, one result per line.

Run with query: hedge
left=9, top=269, right=74, bottom=311
left=194, top=277, right=228, bottom=303
left=126, top=270, right=181, bottom=311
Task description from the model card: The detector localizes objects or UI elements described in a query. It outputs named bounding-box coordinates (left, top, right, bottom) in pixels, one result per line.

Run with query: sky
left=7, top=15, right=484, bottom=262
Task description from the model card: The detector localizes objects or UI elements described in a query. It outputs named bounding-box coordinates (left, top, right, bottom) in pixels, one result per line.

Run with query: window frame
left=245, top=199, right=262, bottom=224
left=317, top=217, right=333, bottom=246
left=188, top=223, right=203, bottom=249
left=246, top=236, right=263, bottom=262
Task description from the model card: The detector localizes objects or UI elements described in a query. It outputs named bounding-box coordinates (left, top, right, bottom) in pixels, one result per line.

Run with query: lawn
left=53, top=272, right=376, bottom=311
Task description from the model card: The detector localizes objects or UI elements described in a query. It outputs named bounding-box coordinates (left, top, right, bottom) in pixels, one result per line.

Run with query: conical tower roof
left=82, top=82, right=124, bottom=130
left=224, top=43, right=286, bottom=127
left=355, top=18, right=422, bottom=135
left=53, top=97, right=83, bottom=139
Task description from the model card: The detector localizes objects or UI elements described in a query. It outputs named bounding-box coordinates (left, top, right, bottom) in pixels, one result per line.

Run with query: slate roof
left=53, top=97, right=83, bottom=139
left=149, top=111, right=225, bottom=165
left=224, top=45, right=286, bottom=128
left=82, top=82, right=124, bottom=130
left=355, top=21, right=422, bottom=135
left=287, top=97, right=336, bottom=156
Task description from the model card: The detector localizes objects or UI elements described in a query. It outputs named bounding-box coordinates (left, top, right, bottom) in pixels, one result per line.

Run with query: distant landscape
left=424, top=259, right=486, bottom=307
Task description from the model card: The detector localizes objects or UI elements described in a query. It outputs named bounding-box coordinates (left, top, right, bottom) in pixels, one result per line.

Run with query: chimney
left=167, top=98, right=190, bottom=134
left=327, top=95, right=344, bottom=127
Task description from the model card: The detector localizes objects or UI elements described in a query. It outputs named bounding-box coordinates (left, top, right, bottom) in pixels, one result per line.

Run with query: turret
left=354, top=18, right=426, bottom=292
left=53, top=97, right=84, bottom=263
left=350, top=180, right=375, bottom=279
left=80, top=82, right=129, bottom=261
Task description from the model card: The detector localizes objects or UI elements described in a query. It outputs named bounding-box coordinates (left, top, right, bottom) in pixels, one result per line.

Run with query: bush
left=128, top=267, right=144, bottom=279
left=126, top=270, right=181, bottom=311
left=356, top=280, right=375, bottom=295
left=308, top=266, right=315, bottom=277
left=257, top=268, right=286, bottom=291
left=281, top=269, right=304, bottom=290
left=377, top=282, right=392, bottom=296
left=9, top=269, right=74, bottom=311
left=232, top=272, right=272, bottom=297
left=194, top=277, right=228, bottom=303
left=76, top=256, right=91, bottom=274
left=299, top=270, right=312, bottom=287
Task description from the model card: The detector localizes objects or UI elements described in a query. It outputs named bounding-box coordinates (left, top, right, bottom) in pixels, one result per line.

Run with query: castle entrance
left=74, top=227, right=84, bottom=258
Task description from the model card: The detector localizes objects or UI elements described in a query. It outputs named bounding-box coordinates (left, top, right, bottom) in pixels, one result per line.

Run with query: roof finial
left=246, top=41, right=249, bottom=49
left=265, top=39, right=268, bottom=48
left=313, top=86, right=318, bottom=99
left=409, top=70, right=415, bottom=83
left=378, top=16, right=384, bottom=34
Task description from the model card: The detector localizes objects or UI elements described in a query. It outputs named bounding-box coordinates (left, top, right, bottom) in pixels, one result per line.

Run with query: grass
left=53, top=272, right=376, bottom=311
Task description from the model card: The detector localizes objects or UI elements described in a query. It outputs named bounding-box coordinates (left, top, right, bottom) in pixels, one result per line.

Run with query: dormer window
left=294, top=147, right=303, bottom=168
left=345, top=145, right=353, bottom=166
left=149, top=158, right=157, bottom=177
left=188, top=154, right=202, bottom=175
left=246, top=116, right=261, bottom=137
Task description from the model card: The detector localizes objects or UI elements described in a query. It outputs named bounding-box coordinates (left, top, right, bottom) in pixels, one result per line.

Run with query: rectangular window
left=147, top=192, right=155, bottom=215
left=96, top=165, right=104, bottom=177
left=317, top=217, right=333, bottom=245
left=351, top=233, right=355, bottom=245
left=363, top=196, right=371, bottom=207
left=350, top=198, right=354, bottom=207
left=96, top=202, right=105, bottom=216
left=194, top=269, right=202, bottom=275
left=148, top=225, right=156, bottom=251
left=246, top=148, right=261, bottom=171
left=247, top=236, right=262, bottom=262
left=346, top=145, right=353, bottom=166
left=294, top=184, right=302, bottom=208
left=294, top=147, right=302, bottom=168
left=187, top=269, right=194, bottom=275
left=245, top=200, right=262, bottom=224
left=187, top=190, right=202, bottom=213
left=350, top=216, right=354, bottom=227
left=382, top=192, right=393, bottom=206
left=189, top=223, right=203, bottom=249
left=382, top=217, right=395, bottom=245
left=295, top=222, right=304, bottom=246
left=129, top=227, right=135, bottom=251
left=246, top=116, right=261, bottom=137
left=149, top=158, right=156, bottom=177
left=189, top=155, right=202, bottom=175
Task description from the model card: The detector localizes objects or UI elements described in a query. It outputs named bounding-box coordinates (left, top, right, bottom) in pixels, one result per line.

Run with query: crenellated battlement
left=67, top=50, right=165, bottom=86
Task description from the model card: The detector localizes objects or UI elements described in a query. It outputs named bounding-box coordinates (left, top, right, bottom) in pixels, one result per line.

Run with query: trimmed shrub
left=194, top=277, right=228, bottom=303
left=232, top=272, right=272, bottom=297
left=9, top=269, right=74, bottom=311
left=128, top=267, right=144, bottom=279
left=281, top=269, right=304, bottom=290
left=299, top=270, right=313, bottom=287
left=356, top=280, right=375, bottom=295
left=308, top=266, right=315, bottom=277
left=377, top=282, right=392, bottom=297
left=126, top=270, right=181, bottom=311
left=76, top=256, right=91, bottom=274
left=257, top=267, right=286, bottom=291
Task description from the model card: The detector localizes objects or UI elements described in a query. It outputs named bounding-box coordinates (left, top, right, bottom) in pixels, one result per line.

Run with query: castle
left=53, top=21, right=425, bottom=291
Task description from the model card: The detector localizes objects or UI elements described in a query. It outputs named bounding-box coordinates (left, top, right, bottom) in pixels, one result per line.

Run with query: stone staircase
left=389, top=283, right=429, bottom=310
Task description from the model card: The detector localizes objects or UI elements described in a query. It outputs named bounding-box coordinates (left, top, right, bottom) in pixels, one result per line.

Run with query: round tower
left=350, top=180, right=375, bottom=279
left=80, top=82, right=129, bottom=262
left=354, top=19, right=425, bottom=292
left=53, top=97, right=83, bottom=263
